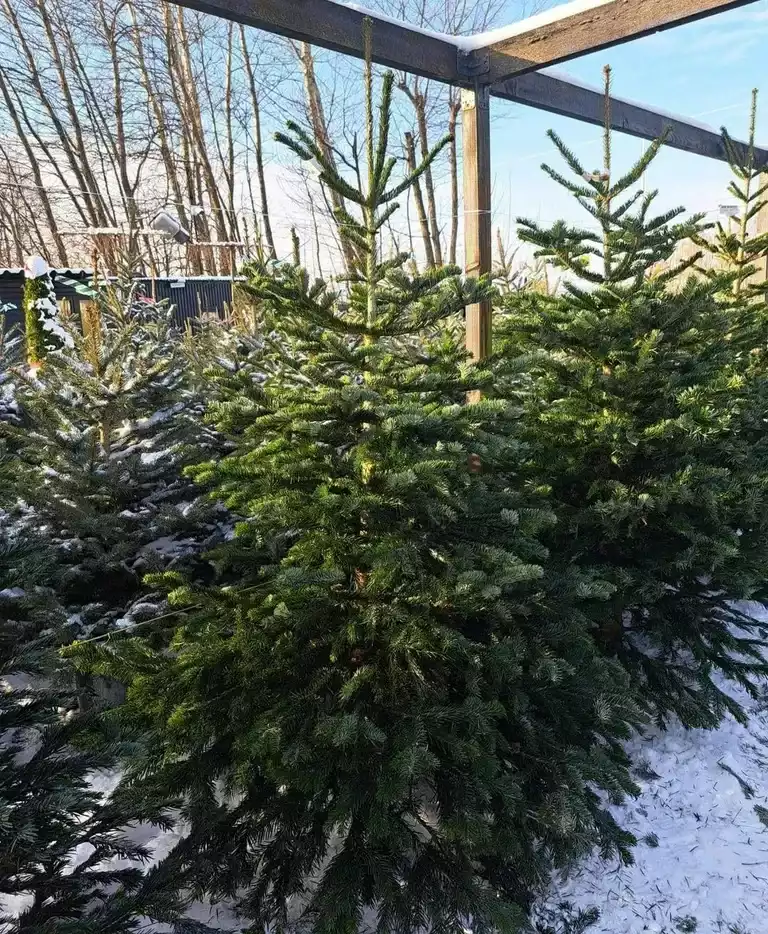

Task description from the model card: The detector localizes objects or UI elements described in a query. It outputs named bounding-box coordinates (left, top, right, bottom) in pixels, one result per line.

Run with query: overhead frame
left=164, top=0, right=766, bottom=359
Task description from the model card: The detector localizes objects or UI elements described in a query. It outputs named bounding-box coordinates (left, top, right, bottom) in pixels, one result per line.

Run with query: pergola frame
left=167, top=0, right=767, bottom=358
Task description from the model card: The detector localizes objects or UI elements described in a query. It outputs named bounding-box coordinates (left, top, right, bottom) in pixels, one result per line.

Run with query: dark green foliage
left=2, top=281, right=228, bottom=642
left=73, top=59, right=642, bottom=933
left=0, top=311, right=20, bottom=421
left=496, top=120, right=768, bottom=727
left=532, top=902, right=600, bottom=934
left=0, top=523, right=212, bottom=932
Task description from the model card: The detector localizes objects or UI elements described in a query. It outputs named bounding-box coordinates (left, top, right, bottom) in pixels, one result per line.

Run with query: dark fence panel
left=0, top=271, right=242, bottom=332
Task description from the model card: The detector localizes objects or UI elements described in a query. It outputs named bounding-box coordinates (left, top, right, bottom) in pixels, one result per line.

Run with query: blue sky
left=492, top=0, right=768, bottom=237
left=263, top=0, right=768, bottom=271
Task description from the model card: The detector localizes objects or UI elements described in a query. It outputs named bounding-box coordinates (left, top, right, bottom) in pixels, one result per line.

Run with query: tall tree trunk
left=0, top=69, right=67, bottom=265
left=33, top=0, right=111, bottom=228
left=404, top=132, right=435, bottom=269
left=127, top=0, right=200, bottom=274
left=224, top=24, right=240, bottom=244
left=173, top=7, right=233, bottom=272
left=240, top=25, right=277, bottom=259
left=160, top=4, right=213, bottom=274
left=297, top=42, right=357, bottom=274
left=400, top=81, right=443, bottom=266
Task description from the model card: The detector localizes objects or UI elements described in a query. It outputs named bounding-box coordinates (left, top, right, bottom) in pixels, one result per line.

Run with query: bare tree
left=404, top=132, right=435, bottom=269
left=240, top=24, right=277, bottom=260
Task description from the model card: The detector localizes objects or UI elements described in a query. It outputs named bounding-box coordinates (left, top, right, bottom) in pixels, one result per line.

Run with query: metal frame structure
left=167, top=0, right=767, bottom=358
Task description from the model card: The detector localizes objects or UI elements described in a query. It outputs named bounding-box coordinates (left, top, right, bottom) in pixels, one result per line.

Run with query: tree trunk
left=297, top=41, right=357, bottom=274
left=404, top=132, right=435, bottom=269
left=240, top=25, right=277, bottom=259
left=0, top=69, right=67, bottom=265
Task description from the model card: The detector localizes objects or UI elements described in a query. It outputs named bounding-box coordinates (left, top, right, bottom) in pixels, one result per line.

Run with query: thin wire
left=69, top=580, right=272, bottom=648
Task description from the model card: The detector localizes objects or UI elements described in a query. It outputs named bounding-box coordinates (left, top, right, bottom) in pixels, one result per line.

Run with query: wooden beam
left=164, top=0, right=768, bottom=167
left=164, top=0, right=460, bottom=81
left=462, top=86, right=492, bottom=364
left=493, top=70, right=768, bottom=167
left=481, top=0, right=760, bottom=81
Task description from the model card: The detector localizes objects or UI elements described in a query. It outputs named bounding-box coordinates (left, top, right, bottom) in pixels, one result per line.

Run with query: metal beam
left=494, top=70, right=768, bottom=166
left=481, top=0, right=760, bottom=82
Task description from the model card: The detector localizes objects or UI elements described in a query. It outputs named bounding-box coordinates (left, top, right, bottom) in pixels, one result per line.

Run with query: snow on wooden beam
left=164, top=0, right=765, bottom=166
left=477, top=0, right=760, bottom=81
left=494, top=69, right=768, bottom=166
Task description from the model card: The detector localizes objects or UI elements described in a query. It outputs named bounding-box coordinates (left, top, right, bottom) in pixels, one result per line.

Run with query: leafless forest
left=0, top=0, right=538, bottom=277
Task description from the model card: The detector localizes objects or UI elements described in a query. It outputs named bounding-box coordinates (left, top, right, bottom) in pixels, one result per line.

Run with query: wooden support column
left=754, top=172, right=768, bottom=295
left=462, top=84, right=492, bottom=363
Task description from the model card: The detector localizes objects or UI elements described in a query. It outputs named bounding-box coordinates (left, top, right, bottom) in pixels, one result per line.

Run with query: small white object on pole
left=149, top=209, right=191, bottom=245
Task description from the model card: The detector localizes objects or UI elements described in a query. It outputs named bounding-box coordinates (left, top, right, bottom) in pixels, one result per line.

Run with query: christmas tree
left=496, top=68, right=768, bottom=728
left=2, top=279, right=228, bottom=648
left=692, top=89, right=768, bottom=301
left=0, top=307, right=21, bottom=426
left=74, top=37, right=641, bottom=931
left=0, top=490, right=214, bottom=933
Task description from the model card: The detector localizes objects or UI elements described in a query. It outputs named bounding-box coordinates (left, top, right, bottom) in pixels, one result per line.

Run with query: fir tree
left=692, top=89, right=768, bottom=301
left=0, top=309, right=21, bottom=426
left=2, top=280, right=227, bottom=645
left=496, top=69, right=768, bottom=728
left=73, top=38, right=641, bottom=932
left=0, top=498, right=214, bottom=933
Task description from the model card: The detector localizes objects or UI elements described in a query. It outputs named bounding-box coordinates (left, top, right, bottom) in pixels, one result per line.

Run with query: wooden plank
left=492, top=70, right=768, bottom=167
left=164, top=0, right=460, bottom=81
left=462, top=85, right=492, bottom=363
left=481, top=0, right=759, bottom=81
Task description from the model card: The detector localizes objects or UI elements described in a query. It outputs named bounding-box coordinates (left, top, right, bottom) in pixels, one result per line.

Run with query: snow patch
left=24, top=255, right=49, bottom=279
left=0, top=587, right=25, bottom=599
left=541, top=600, right=768, bottom=933
left=457, top=0, right=615, bottom=51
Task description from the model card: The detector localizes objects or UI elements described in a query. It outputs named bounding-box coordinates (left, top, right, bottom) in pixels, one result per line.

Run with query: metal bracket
left=457, top=50, right=490, bottom=80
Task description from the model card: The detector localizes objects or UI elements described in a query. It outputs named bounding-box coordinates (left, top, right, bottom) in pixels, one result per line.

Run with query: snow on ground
left=88, top=602, right=768, bottom=933
left=542, top=601, right=768, bottom=934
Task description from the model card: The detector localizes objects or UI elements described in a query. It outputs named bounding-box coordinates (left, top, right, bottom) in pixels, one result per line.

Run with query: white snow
left=333, top=0, right=617, bottom=53
left=540, top=601, right=768, bottom=933
left=457, top=0, right=616, bottom=51
left=34, top=285, right=74, bottom=350
left=333, top=1, right=461, bottom=47
left=23, top=255, right=49, bottom=279
left=136, top=402, right=186, bottom=429
left=538, top=66, right=722, bottom=135
left=0, top=587, right=25, bottom=599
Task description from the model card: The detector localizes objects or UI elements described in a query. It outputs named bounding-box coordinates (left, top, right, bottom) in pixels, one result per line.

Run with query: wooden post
left=753, top=172, right=768, bottom=296
left=462, top=84, right=492, bottom=363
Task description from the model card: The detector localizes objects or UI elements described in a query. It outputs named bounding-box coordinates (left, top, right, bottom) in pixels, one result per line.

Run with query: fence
left=0, top=269, right=246, bottom=330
